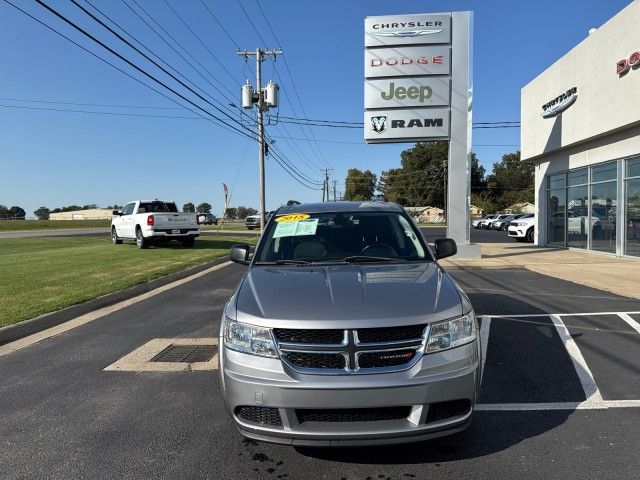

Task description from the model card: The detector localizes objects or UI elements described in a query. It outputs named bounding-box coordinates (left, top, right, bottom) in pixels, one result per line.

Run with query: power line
left=64, top=0, right=253, bottom=136
left=1, top=0, right=246, bottom=139
left=236, top=0, right=268, bottom=47
left=0, top=102, right=201, bottom=119
left=199, top=0, right=240, bottom=50
left=0, top=96, right=180, bottom=110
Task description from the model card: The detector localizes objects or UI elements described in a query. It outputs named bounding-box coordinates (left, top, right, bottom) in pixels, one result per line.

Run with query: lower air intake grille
left=282, top=351, right=345, bottom=370
left=425, top=399, right=471, bottom=423
left=296, top=407, right=410, bottom=423
left=235, top=406, right=282, bottom=427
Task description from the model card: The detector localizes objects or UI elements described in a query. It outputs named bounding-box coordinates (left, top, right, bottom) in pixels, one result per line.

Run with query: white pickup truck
left=111, top=200, right=200, bottom=249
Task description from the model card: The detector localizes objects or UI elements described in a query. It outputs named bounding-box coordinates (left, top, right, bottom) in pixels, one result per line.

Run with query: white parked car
left=111, top=200, right=200, bottom=249
left=508, top=215, right=535, bottom=242
left=475, top=215, right=498, bottom=229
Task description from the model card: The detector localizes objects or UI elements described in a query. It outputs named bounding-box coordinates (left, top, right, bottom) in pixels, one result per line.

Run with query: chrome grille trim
left=275, top=325, right=430, bottom=375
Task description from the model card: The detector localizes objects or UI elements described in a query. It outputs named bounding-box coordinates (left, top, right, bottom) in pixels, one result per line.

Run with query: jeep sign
left=364, top=76, right=450, bottom=109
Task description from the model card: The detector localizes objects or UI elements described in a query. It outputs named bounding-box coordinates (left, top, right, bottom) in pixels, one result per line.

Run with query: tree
left=0, top=205, right=9, bottom=219
left=344, top=168, right=377, bottom=201
left=286, top=200, right=301, bottom=206
left=82, top=204, right=98, bottom=210
left=224, top=207, right=237, bottom=220
left=485, top=151, right=534, bottom=210
left=196, top=202, right=212, bottom=213
left=377, top=141, right=485, bottom=208
left=236, top=206, right=257, bottom=219
left=34, top=207, right=50, bottom=220
left=471, top=192, right=498, bottom=215
left=182, top=202, right=195, bottom=212
left=8, top=206, right=26, bottom=219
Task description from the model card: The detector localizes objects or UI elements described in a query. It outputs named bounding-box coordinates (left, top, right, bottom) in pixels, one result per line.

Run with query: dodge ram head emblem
left=371, top=116, right=387, bottom=134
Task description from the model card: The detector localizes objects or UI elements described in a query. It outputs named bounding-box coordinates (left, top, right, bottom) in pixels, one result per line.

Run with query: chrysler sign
left=364, top=77, right=450, bottom=109
left=365, top=14, right=451, bottom=47
left=365, top=109, right=450, bottom=143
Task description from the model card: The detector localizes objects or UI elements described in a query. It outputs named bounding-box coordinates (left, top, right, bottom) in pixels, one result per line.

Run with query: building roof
left=275, top=201, right=404, bottom=215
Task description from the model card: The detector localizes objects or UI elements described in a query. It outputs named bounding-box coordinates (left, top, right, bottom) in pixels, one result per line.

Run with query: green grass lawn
left=0, top=219, right=112, bottom=231
left=0, top=236, right=254, bottom=327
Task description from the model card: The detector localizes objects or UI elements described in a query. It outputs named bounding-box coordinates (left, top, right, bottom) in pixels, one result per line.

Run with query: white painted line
left=617, top=313, right=640, bottom=335
left=0, top=261, right=232, bottom=358
left=550, top=314, right=603, bottom=404
left=104, top=338, right=219, bottom=372
left=476, top=400, right=640, bottom=411
left=486, top=311, right=640, bottom=318
left=478, top=315, right=491, bottom=383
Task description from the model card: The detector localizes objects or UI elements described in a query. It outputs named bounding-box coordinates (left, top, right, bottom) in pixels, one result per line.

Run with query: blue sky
left=0, top=0, right=632, bottom=217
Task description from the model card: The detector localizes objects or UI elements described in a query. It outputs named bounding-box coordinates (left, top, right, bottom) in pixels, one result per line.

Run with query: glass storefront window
left=592, top=161, right=617, bottom=182
left=627, top=158, right=640, bottom=178
left=626, top=159, right=640, bottom=257
left=567, top=185, right=588, bottom=248
left=548, top=173, right=566, bottom=189
left=568, top=168, right=588, bottom=186
left=590, top=182, right=617, bottom=254
left=548, top=188, right=566, bottom=246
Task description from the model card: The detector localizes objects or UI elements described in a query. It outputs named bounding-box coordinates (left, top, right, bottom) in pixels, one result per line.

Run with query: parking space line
left=478, top=315, right=491, bottom=381
left=476, top=400, right=640, bottom=411
left=487, top=311, right=640, bottom=318
left=550, top=314, right=603, bottom=404
left=617, top=313, right=640, bottom=334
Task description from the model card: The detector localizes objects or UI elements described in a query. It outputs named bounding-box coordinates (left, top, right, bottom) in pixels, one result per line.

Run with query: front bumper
left=507, top=226, right=524, bottom=237
left=220, top=341, right=480, bottom=446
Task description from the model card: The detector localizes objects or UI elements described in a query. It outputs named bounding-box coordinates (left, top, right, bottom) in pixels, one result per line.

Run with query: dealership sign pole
left=364, top=12, right=479, bottom=257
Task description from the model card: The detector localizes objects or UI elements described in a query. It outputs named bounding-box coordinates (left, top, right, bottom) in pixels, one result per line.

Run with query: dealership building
left=521, top=1, right=640, bottom=257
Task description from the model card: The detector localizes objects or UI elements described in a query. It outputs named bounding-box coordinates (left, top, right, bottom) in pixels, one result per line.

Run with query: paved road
left=1, top=263, right=638, bottom=479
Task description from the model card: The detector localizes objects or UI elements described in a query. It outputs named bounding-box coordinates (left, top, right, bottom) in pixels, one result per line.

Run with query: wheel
left=526, top=227, right=534, bottom=243
left=247, top=227, right=254, bottom=230
left=136, top=228, right=148, bottom=249
left=500, top=224, right=507, bottom=231
left=182, top=237, right=195, bottom=248
left=111, top=227, right=122, bottom=245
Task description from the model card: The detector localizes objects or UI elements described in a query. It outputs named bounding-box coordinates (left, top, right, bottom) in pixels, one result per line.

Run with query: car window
left=254, top=211, right=433, bottom=263
left=139, top=201, right=178, bottom=213
left=121, top=203, right=135, bottom=216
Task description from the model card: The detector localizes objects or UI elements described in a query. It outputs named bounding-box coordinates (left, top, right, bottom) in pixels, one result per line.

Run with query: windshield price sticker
left=275, top=214, right=310, bottom=222
left=273, top=218, right=319, bottom=238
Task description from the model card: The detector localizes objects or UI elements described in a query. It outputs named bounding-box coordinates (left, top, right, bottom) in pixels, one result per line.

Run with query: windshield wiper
left=342, top=256, right=406, bottom=263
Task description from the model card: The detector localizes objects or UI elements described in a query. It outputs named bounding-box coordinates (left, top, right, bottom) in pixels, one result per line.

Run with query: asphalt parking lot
left=1, top=261, right=639, bottom=480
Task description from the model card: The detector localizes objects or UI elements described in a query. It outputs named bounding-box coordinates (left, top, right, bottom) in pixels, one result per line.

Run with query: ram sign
left=365, top=108, right=450, bottom=143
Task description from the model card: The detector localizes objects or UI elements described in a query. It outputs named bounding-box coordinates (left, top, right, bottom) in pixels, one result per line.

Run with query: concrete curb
left=0, top=256, right=231, bottom=346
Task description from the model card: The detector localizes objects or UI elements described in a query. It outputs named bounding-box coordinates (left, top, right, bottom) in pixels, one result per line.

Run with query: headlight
left=223, top=317, right=278, bottom=358
left=426, top=313, right=477, bottom=353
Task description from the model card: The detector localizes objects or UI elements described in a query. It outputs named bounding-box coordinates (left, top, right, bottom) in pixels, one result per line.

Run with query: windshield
left=254, top=211, right=432, bottom=264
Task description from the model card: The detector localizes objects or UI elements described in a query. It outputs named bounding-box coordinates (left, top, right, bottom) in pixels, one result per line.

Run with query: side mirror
left=230, top=243, right=252, bottom=265
left=434, top=238, right=457, bottom=260
left=112, top=210, right=121, bottom=216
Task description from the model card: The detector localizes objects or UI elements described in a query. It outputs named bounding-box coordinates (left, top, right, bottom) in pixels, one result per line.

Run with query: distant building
left=504, top=202, right=536, bottom=214
left=49, top=209, right=114, bottom=220
left=469, top=205, right=484, bottom=218
left=403, top=206, right=445, bottom=223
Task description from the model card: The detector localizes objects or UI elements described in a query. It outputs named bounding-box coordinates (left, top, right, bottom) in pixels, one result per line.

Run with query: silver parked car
left=220, top=201, right=481, bottom=446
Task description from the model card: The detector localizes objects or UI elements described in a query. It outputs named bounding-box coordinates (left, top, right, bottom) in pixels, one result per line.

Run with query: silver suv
left=221, top=201, right=481, bottom=446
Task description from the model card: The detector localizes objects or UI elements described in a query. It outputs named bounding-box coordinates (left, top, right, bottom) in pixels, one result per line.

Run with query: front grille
left=358, top=349, right=417, bottom=369
left=274, top=325, right=427, bottom=374
left=425, top=400, right=471, bottom=423
left=274, top=328, right=344, bottom=344
left=235, top=406, right=283, bottom=427
left=356, top=325, right=425, bottom=343
left=296, top=407, right=410, bottom=423
left=282, top=351, right=346, bottom=370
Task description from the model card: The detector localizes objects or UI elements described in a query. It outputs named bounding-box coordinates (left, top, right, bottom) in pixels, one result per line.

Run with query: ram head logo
left=371, top=116, right=387, bottom=134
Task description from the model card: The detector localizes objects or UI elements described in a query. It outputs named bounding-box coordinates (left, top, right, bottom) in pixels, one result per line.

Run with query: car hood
left=234, top=263, right=463, bottom=329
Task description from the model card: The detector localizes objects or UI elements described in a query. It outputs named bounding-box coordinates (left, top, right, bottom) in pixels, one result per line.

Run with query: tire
left=111, top=227, right=122, bottom=245
left=526, top=227, right=534, bottom=243
left=247, top=227, right=254, bottom=230
left=500, top=224, right=507, bottom=231
left=135, top=228, right=148, bottom=249
left=182, top=236, right=195, bottom=248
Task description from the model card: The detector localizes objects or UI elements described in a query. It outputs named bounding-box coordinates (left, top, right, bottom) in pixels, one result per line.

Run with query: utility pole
left=332, top=180, right=337, bottom=202
left=321, top=168, right=332, bottom=202
left=238, top=48, right=282, bottom=232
